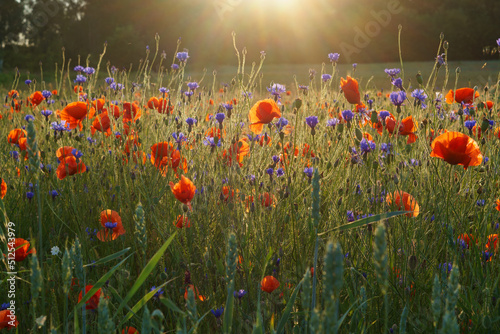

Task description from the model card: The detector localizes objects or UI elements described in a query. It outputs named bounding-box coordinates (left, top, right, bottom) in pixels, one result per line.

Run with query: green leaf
left=276, top=279, right=303, bottom=334
left=73, top=254, right=133, bottom=311
left=160, top=297, right=186, bottom=316
left=84, top=248, right=130, bottom=267
left=318, top=211, right=409, bottom=235
left=114, top=232, right=177, bottom=317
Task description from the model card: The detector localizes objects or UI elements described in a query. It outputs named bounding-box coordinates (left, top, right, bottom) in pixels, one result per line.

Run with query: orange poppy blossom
left=122, top=102, right=142, bottom=122
left=258, top=133, right=272, bottom=147
left=445, top=88, right=479, bottom=104
left=97, top=210, right=126, bottom=241
left=259, top=192, right=276, bottom=207
left=221, top=186, right=236, bottom=202
left=340, top=76, right=362, bottom=105
left=386, top=191, right=419, bottom=217
left=222, top=138, right=250, bottom=167
left=261, top=275, right=280, bottom=293
left=457, top=233, right=477, bottom=249
left=150, top=142, right=187, bottom=176
left=78, top=285, right=103, bottom=310
left=184, top=284, right=207, bottom=301
left=205, top=126, right=226, bottom=140
left=59, top=101, right=88, bottom=130
left=248, top=99, right=282, bottom=134
left=7, top=128, right=27, bottom=145
left=0, top=309, right=18, bottom=330
left=148, top=97, right=173, bottom=114
left=56, top=148, right=86, bottom=180
left=74, top=85, right=83, bottom=93
left=92, top=98, right=106, bottom=112
left=122, top=327, right=139, bottom=334
left=386, top=115, right=418, bottom=144
left=28, top=91, right=44, bottom=107
left=8, top=90, right=19, bottom=99
left=9, top=238, right=36, bottom=262
left=430, top=132, right=483, bottom=169
left=169, top=175, right=196, bottom=210
left=90, top=111, right=112, bottom=136
left=174, top=215, right=191, bottom=228
left=1, top=178, right=6, bottom=199
left=485, top=234, right=498, bottom=252
left=496, top=199, right=500, bottom=211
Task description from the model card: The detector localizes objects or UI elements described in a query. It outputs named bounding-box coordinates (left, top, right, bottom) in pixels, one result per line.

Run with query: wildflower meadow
left=2, top=31, right=500, bottom=333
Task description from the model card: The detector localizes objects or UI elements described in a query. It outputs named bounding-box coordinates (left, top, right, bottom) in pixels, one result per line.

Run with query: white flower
left=51, top=246, right=60, bottom=256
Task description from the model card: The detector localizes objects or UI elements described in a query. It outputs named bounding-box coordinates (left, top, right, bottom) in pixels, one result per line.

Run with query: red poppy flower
left=56, top=156, right=86, bottom=180
left=97, top=210, right=126, bottom=241
left=28, top=91, right=44, bottom=107
left=7, top=128, right=27, bottom=145
left=122, top=327, right=139, bottom=334
left=223, top=138, right=250, bottom=167
left=78, top=285, right=103, bottom=310
left=169, top=175, right=196, bottom=210
left=0, top=309, right=18, bottom=329
left=90, top=112, right=112, bottom=136
left=430, top=132, right=483, bottom=169
left=261, top=276, right=280, bottom=293
left=59, top=102, right=88, bottom=130
left=340, top=76, right=361, bottom=105
left=184, top=285, right=207, bottom=301
left=260, top=192, right=275, bottom=207
left=174, top=215, right=191, bottom=228
left=10, top=238, right=36, bottom=262
left=386, top=115, right=418, bottom=144
left=150, top=142, right=187, bottom=176
left=457, top=233, right=477, bottom=249
left=248, top=99, right=281, bottom=134
left=1, top=178, right=6, bottom=199
left=386, top=191, right=419, bottom=217
left=92, top=98, right=106, bottom=112
left=483, top=101, right=494, bottom=110
left=496, top=199, right=500, bottom=211
left=445, top=88, right=479, bottom=104
left=122, top=102, right=141, bottom=122
left=486, top=234, right=498, bottom=252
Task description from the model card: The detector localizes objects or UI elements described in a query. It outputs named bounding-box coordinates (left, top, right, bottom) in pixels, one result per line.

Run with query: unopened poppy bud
left=456, top=67, right=461, bottom=74
left=393, top=174, right=399, bottom=184
left=293, top=98, right=302, bottom=110
left=371, top=111, right=378, bottom=124
left=481, top=118, right=490, bottom=132
left=416, top=72, right=423, bottom=85
left=337, top=123, right=344, bottom=133
left=443, top=41, right=449, bottom=50
left=182, top=204, right=189, bottom=212
left=396, top=106, right=402, bottom=114
left=481, top=137, right=486, bottom=145
left=355, top=128, right=363, bottom=141
left=372, top=161, right=378, bottom=171
left=279, top=132, right=284, bottom=140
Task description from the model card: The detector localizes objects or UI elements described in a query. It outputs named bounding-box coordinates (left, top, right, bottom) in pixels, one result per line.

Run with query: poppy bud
left=456, top=67, right=461, bottom=74
left=372, top=161, right=378, bottom=171
left=355, top=128, right=363, bottom=141
left=443, top=41, right=449, bottom=50
left=371, top=111, right=378, bottom=124
left=396, top=106, right=401, bottom=114
left=337, top=123, right=344, bottom=133
left=393, top=174, right=399, bottom=184
left=481, top=118, right=490, bottom=132
left=293, top=98, right=302, bottom=110
left=481, top=137, right=486, bottom=145
left=416, top=72, right=423, bottom=85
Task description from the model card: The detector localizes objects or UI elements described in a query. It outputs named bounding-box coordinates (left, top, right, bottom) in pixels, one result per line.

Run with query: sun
left=250, top=0, right=301, bottom=14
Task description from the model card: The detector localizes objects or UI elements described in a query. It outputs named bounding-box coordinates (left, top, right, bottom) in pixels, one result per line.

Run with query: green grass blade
left=160, top=297, right=186, bottom=316
left=318, top=211, right=409, bottom=235
left=83, top=247, right=131, bottom=267
left=276, top=279, right=303, bottom=334
left=114, top=231, right=177, bottom=317
left=73, top=254, right=133, bottom=311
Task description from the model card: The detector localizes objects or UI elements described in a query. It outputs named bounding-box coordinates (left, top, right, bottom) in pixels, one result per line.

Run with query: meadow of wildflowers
left=1, top=33, right=500, bottom=333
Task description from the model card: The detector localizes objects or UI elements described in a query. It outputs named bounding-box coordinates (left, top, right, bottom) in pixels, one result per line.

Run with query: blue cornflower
left=267, top=83, right=286, bottom=97
left=379, top=110, right=391, bottom=121
left=25, top=115, right=35, bottom=122
left=215, top=113, right=225, bottom=124
left=380, top=143, right=392, bottom=154
left=275, top=117, right=289, bottom=131
left=71, top=149, right=83, bottom=160
left=328, top=53, right=340, bottom=62
left=74, top=75, right=87, bottom=84
left=74, top=65, right=84, bottom=72
left=222, top=103, right=233, bottom=111
left=272, top=155, right=280, bottom=164
left=203, top=137, right=221, bottom=147
left=184, top=91, right=194, bottom=97
left=187, top=82, right=199, bottom=91
left=50, top=190, right=59, bottom=199
left=51, top=121, right=70, bottom=133
left=384, top=68, right=400, bottom=78
left=234, top=289, right=247, bottom=299
left=242, top=91, right=253, bottom=98
left=476, top=199, right=485, bottom=207
left=171, top=64, right=179, bottom=70
left=0, top=303, right=10, bottom=311
left=439, top=262, right=452, bottom=274
left=497, top=38, right=500, bottom=47
left=322, top=74, right=332, bottom=82
left=9, top=151, right=19, bottom=161
left=409, top=159, right=419, bottom=167
left=211, top=307, right=224, bottom=319
left=176, top=52, right=189, bottom=62
left=25, top=79, right=32, bottom=85
left=305, top=116, right=319, bottom=129
left=105, top=77, right=114, bottom=85
left=304, top=167, right=314, bottom=178
left=347, top=210, right=355, bottom=222
left=42, top=90, right=52, bottom=99
left=298, top=85, right=309, bottom=90
left=391, top=78, right=403, bottom=90
left=159, top=87, right=169, bottom=94
left=326, top=118, right=340, bottom=127
left=83, top=67, right=95, bottom=75
left=359, top=138, right=376, bottom=153
left=41, top=109, right=53, bottom=120
left=266, top=168, right=274, bottom=176
left=186, top=117, right=197, bottom=126
left=411, top=89, right=427, bottom=108
left=352, top=63, right=357, bottom=69
left=26, top=191, right=34, bottom=200
left=390, top=91, right=406, bottom=107
left=276, top=168, right=285, bottom=177
left=483, top=251, right=493, bottom=262
left=483, top=157, right=489, bottom=165
left=105, top=222, right=118, bottom=229
left=464, top=120, right=476, bottom=131
left=150, top=286, right=165, bottom=300
left=172, top=133, right=187, bottom=146
left=436, top=53, right=446, bottom=66
left=341, top=109, right=354, bottom=122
